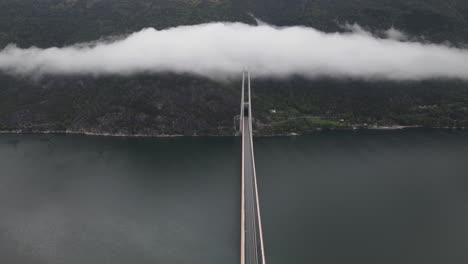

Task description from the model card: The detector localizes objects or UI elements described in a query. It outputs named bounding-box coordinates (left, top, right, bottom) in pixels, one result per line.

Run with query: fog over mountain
left=1, top=0, right=468, bottom=135
left=1, top=22, right=468, bottom=81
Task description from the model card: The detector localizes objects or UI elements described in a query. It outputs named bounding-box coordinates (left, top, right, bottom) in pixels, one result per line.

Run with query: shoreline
left=0, top=129, right=185, bottom=138
left=0, top=126, right=466, bottom=138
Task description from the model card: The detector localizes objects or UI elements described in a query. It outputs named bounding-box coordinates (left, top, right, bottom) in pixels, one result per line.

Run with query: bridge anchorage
left=240, top=71, right=266, bottom=264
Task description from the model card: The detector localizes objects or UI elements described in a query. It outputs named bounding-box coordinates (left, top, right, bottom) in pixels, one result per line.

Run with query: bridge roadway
left=241, top=71, right=265, bottom=264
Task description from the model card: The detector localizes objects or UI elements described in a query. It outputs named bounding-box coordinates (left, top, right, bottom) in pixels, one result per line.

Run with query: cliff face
left=1, top=0, right=468, bottom=136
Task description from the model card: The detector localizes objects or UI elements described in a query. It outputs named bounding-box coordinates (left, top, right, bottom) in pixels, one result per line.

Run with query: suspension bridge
left=240, top=71, right=266, bottom=264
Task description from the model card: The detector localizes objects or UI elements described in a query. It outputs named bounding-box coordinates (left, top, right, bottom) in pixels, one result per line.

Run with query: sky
left=1, top=22, right=468, bottom=81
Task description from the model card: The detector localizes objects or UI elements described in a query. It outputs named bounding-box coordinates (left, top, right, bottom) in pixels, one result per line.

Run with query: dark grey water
left=0, top=130, right=467, bottom=264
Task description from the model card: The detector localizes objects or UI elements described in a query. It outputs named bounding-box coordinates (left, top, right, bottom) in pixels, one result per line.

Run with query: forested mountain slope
left=1, top=0, right=467, bottom=135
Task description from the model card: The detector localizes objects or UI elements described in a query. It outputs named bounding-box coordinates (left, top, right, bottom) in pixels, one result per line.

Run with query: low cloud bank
left=1, top=22, right=468, bottom=80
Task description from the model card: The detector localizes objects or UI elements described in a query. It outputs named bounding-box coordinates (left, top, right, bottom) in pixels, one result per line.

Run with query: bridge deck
left=241, top=71, right=265, bottom=264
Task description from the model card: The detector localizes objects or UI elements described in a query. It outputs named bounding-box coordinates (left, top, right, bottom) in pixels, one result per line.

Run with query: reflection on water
left=0, top=130, right=467, bottom=264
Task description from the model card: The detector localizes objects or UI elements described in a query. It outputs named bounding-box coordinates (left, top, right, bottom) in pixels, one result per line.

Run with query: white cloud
left=342, top=23, right=373, bottom=37
left=1, top=22, right=468, bottom=81
left=384, top=27, right=408, bottom=41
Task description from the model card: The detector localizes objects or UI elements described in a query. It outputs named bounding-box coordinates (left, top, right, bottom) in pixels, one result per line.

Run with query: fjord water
left=0, top=130, right=467, bottom=264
